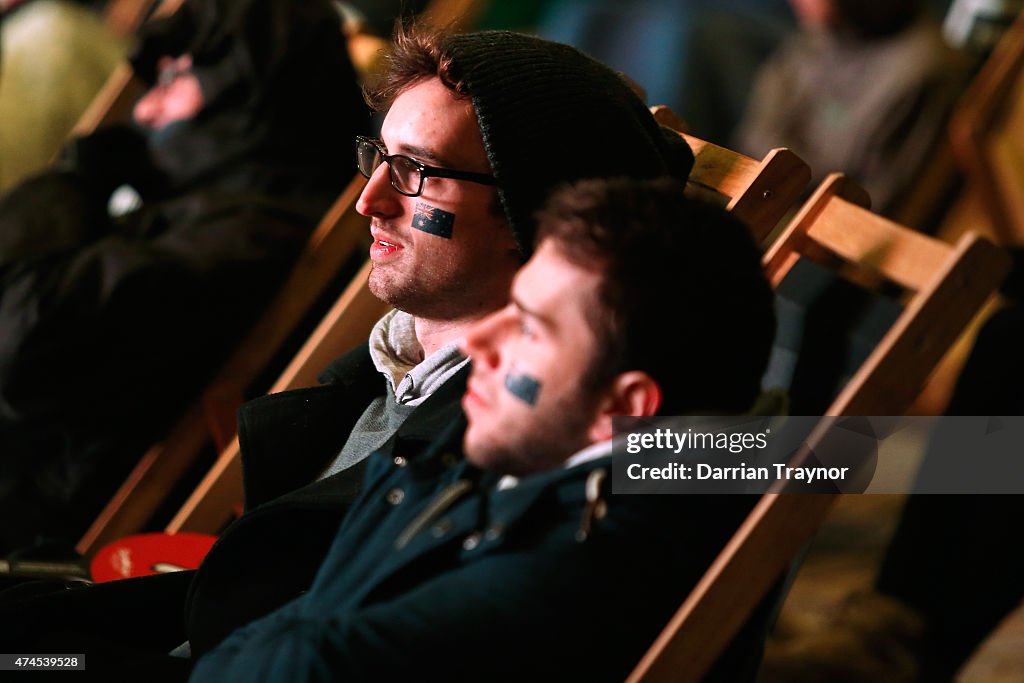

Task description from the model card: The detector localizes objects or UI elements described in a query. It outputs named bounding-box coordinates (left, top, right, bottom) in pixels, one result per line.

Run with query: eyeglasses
left=356, top=136, right=497, bottom=197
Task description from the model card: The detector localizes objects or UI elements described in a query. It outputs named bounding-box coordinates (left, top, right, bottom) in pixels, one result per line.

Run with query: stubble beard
left=465, top=393, right=597, bottom=477
left=368, top=258, right=471, bottom=320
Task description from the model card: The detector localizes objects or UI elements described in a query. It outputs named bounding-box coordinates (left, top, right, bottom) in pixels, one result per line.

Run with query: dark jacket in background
left=0, top=0, right=368, bottom=551
left=0, top=345, right=469, bottom=680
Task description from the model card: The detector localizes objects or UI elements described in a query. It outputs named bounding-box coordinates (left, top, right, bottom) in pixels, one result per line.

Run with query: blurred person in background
left=0, top=0, right=367, bottom=553
left=735, top=0, right=968, bottom=215
left=537, top=0, right=795, bottom=144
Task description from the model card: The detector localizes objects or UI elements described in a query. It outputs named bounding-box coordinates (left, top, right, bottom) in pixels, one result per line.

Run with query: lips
left=370, top=225, right=403, bottom=259
left=370, top=240, right=400, bottom=259
left=462, top=379, right=490, bottom=413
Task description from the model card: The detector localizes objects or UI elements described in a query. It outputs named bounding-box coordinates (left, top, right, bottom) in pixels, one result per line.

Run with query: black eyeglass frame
left=356, top=136, right=497, bottom=197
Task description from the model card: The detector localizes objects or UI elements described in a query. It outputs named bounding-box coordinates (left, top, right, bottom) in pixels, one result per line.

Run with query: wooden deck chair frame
left=949, top=9, right=1024, bottom=244
left=344, top=0, right=487, bottom=77
left=420, top=0, right=488, bottom=31
left=161, top=123, right=812, bottom=536
left=77, top=176, right=374, bottom=554
left=102, top=0, right=161, bottom=37
left=627, top=173, right=1010, bottom=682
left=650, top=106, right=811, bottom=244
left=166, top=255, right=391, bottom=534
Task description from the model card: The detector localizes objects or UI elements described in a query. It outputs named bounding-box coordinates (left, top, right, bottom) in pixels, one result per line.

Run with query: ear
left=587, top=371, right=662, bottom=443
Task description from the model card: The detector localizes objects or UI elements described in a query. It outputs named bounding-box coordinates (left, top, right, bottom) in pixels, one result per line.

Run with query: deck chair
left=651, top=106, right=811, bottom=244
left=627, top=173, right=1010, bottom=682
left=949, top=9, right=1024, bottom=244
left=420, top=0, right=488, bottom=31
left=344, top=0, right=486, bottom=75
left=76, top=176, right=373, bottom=554
left=102, top=0, right=160, bottom=37
left=161, top=125, right=811, bottom=536
left=167, top=256, right=391, bottom=534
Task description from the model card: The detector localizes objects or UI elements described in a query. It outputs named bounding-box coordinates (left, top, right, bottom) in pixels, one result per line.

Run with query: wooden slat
left=805, top=197, right=951, bottom=292
left=77, top=177, right=370, bottom=554
left=651, top=106, right=811, bottom=243
left=988, top=96, right=1024, bottom=236
left=949, top=10, right=1024, bottom=243
left=167, top=260, right=391, bottom=533
left=683, top=135, right=762, bottom=197
left=828, top=233, right=1007, bottom=416
left=724, top=147, right=812, bottom=244
left=103, top=0, right=156, bottom=36
left=420, top=0, right=487, bottom=31
left=70, top=64, right=144, bottom=137
left=763, top=174, right=871, bottom=287
left=165, top=437, right=246, bottom=535
left=76, top=403, right=213, bottom=553
left=270, top=261, right=392, bottom=390
left=202, top=178, right=369, bottom=392
left=629, top=174, right=1010, bottom=683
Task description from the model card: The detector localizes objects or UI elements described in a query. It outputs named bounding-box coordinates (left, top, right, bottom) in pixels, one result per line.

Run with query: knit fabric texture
left=443, top=31, right=695, bottom=255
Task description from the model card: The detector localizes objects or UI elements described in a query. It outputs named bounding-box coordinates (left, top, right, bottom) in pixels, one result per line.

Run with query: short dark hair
left=362, top=24, right=506, bottom=219
left=363, top=22, right=465, bottom=111
left=536, top=178, right=776, bottom=415
left=363, top=24, right=694, bottom=258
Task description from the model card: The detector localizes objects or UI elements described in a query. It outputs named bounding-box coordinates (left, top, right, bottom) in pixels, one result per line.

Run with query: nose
left=460, top=305, right=514, bottom=370
left=356, top=162, right=402, bottom=218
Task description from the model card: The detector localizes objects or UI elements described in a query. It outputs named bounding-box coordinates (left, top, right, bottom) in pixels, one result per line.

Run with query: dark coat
left=183, top=344, right=470, bottom=656
left=190, top=418, right=764, bottom=682
left=0, top=0, right=368, bottom=550
left=0, top=344, right=469, bottom=679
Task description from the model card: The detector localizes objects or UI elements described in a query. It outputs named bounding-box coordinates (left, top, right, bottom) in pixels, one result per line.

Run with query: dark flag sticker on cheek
left=411, top=202, right=455, bottom=238
left=504, top=371, right=541, bottom=406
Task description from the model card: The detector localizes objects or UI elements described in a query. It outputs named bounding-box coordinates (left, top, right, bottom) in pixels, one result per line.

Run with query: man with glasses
left=190, top=178, right=776, bottom=682
left=0, top=24, right=696, bottom=675
left=174, top=25, right=694, bottom=655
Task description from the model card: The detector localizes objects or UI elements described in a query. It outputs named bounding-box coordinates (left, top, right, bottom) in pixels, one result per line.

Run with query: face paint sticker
left=411, top=202, right=455, bottom=238
left=504, top=371, right=541, bottom=406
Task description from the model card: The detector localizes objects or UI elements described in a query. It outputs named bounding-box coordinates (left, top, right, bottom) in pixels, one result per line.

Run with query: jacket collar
left=242, top=349, right=470, bottom=510
left=355, top=455, right=612, bottom=597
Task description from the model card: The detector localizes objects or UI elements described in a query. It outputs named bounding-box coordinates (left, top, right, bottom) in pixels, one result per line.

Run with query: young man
left=190, top=178, right=777, bottom=682
left=0, top=24, right=696, bottom=671
left=178, top=25, right=696, bottom=657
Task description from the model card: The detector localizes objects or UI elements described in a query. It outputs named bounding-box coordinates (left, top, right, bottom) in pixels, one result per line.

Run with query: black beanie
left=443, top=31, right=695, bottom=256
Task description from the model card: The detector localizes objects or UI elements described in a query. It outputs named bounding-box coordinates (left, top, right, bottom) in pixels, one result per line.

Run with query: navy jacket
left=191, top=419, right=763, bottom=682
